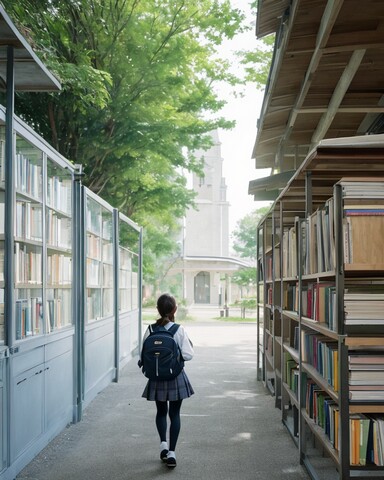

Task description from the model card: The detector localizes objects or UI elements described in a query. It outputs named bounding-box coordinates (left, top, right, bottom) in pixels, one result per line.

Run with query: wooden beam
left=253, top=0, right=301, bottom=157
left=297, top=106, right=384, bottom=114
left=277, top=0, right=344, bottom=156
left=311, top=49, right=366, bottom=145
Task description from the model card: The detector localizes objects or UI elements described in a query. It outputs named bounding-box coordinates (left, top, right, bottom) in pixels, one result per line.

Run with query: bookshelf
left=0, top=130, right=74, bottom=340
left=118, top=214, right=140, bottom=314
left=0, top=10, right=143, bottom=480
left=257, top=136, right=384, bottom=480
left=46, top=156, right=73, bottom=333
left=117, top=212, right=141, bottom=369
left=85, top=191, right=114, bottom=322
left=14, top=135, right=44, bottom=340
left=0, top=108, right=78, bottom=480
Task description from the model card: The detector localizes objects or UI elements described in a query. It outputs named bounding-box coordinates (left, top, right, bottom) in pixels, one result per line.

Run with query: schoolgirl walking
left=139, top=293, right=194, bottom=468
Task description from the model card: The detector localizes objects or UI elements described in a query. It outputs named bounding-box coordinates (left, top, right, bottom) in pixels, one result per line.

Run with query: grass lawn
left=212, top=316, right=256, bottom=322
left=142, top=313, right=256, bottom=323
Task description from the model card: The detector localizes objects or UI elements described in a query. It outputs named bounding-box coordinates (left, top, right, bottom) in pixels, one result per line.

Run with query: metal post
left=305, top=172, right=312, bottom=217
left=73, top=179, right=85, bottom=422
left=256, top=220, right=260, bottom=379
left=4, top=45, right=14, bottom=348
left=298, top=217, right=304, bottom=463
left=334, top=183, right=349, bottom=479
left=4, top=44, right=14, bottom=471
left=138, top=227, right=143, bottom=352
left=113, top=209, right=120, bottom=382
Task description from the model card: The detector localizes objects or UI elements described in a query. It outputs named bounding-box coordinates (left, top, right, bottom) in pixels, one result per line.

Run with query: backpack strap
left=168, top=323, right=180, bottom=336
left=149, top=323, right=179, bottom=335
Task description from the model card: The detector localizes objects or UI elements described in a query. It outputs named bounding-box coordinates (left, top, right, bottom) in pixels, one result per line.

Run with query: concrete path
left=16, top=319, right=309, bottom=480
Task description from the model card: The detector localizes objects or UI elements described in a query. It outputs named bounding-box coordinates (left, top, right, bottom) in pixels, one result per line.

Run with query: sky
left=215, top=1, right=272, bottom=236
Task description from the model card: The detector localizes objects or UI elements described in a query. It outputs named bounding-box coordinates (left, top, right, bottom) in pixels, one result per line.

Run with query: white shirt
left=141, top=322, right=194, bottom=361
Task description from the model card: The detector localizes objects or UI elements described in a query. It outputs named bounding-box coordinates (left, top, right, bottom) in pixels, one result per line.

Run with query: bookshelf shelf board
left=266, top=379, right=275, bottom=396
left=47, top=245, right=71, bottom=254
left=275, top=368, right=282, bottom=379
left=46, top=205, right=71, bottom=218
left=282, top=310, right=299, bottom=322
left=265, top=351, right=274, bottom=367
left=349, top=467, right=384, bottom=477
left=345, top=325, right=384, bottom=336
left=15, top=189, right=42, bottom=203
left=282, top=417, right=299, bottom=446
left=345, top=337, right=384, bottom=347
left=86, top=254, right=101, bottom=262
left=302, top=271, right=336, bottom=281
left=301, top=408, right=339, bottom=466
left=265, top=328, right=272, bottom=337
left=283, top=276, right=298, bottom=282
left=283, top=343, right=299, bottom=363
left=275, top=335, right=282, bottom=346
left=301, top=317, right=339, bottom=340
left=302, top=362, right=338, bottom=403
left=266, top=303, right=272, bottom=309
left=349, top=404, right=384, bottom=414
left=345, top=264, right=384, bottom=272
left=15, top=237, right=42, bottom=247
left=47, top=284, right=71, bottom=289
left=283, top=381, right=299, bottom=409
left=15, top=283, right=42, bottom=289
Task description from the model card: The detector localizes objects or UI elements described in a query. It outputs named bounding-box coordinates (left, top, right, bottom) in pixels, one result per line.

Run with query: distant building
left=168, top=130, right=250, bottom=306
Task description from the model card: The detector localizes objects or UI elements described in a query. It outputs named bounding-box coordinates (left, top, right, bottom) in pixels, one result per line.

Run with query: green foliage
left=238, top=34, right=275, bottom=89
left=231, top=206, right=271, bottom=260
left=231, top=267, right=257, bottom=287
left=3, top=0, right=262, bottom=283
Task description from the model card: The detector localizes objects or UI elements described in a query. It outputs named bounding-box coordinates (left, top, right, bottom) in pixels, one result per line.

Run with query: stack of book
left=349, top=353, right=384, bottom=401
left=344, top=287, right=384, bottom=326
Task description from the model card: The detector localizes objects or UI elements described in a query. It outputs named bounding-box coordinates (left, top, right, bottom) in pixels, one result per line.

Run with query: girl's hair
left=156, top=293, right=176, bottom=326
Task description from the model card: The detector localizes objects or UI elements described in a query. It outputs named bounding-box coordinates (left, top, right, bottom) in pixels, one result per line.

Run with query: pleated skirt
left=142, top=369, right=194, bottom=402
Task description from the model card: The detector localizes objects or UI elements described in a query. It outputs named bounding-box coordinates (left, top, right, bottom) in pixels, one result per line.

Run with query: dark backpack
left=140, top=323, right=184, bottom=381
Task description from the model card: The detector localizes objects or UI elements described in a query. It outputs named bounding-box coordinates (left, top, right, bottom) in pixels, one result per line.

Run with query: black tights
left=155, top=400, right=183, bottom=451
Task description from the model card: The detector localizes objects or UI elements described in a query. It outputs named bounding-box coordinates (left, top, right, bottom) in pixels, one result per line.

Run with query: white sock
left=167, top=450, right=176, bottom=459
left=160, top=441, right=168, bottom=451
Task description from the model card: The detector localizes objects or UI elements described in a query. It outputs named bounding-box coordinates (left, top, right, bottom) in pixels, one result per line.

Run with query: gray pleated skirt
left=142, top=369, right=194, bottom=402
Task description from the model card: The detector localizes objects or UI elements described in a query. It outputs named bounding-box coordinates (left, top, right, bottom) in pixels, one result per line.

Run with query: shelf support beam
left=4, top=45, right=14, bottom=348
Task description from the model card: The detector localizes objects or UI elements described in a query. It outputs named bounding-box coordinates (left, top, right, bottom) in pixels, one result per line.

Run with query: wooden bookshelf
left=256, top=143, right=384, bottom=479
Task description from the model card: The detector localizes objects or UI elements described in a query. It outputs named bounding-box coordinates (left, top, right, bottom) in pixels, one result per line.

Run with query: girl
left=141, top=293, right=194, bottom=468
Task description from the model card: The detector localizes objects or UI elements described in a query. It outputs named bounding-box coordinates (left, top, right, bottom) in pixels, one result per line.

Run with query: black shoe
left=166, top=456, right=177, bottom=468
left=160, top=449, right=168, bottom=462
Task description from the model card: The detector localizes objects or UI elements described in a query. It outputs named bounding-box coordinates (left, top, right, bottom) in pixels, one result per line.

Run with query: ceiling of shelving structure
left=0, top=6, right=60, bottom=91
left=250, top=0, right=384, bottom=201
left=269, top=133, right=384, bottom=222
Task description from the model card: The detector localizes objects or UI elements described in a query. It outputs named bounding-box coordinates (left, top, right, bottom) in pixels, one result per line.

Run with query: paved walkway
left=17, top=316, right=309, bottom=480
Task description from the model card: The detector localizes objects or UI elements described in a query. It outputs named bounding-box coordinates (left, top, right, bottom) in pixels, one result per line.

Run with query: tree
left=4, top=0, right=246, bottom=215
left=3, top=0, right=252, bottom=282
left=239, top=34, right=275, bottom=89
left=232, top=266, right=257, bottom=288
left=231, top=206, right=271, bottom=294
left=232, top=206, right=271, bottom=260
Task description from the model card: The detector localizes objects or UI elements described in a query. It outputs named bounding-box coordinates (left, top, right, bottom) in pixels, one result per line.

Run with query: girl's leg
left=168, top=399, right=183, bottom=451
left=155, top=401, right=168, bottom=442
